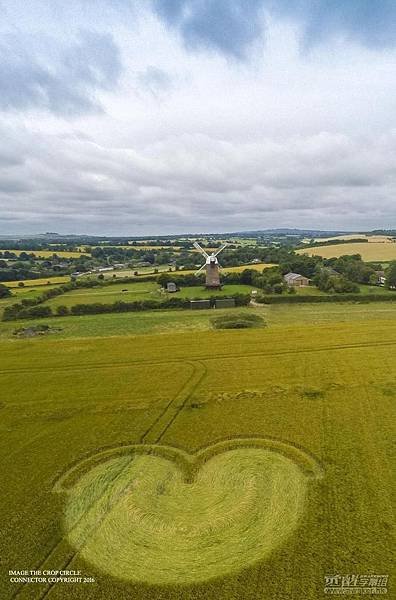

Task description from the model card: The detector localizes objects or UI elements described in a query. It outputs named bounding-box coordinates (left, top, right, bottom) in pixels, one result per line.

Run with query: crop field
left=5, top=276, right=71, bottom=288
left=298, top=242, right=396, bottom=261
left=1, top=301, right=396, bottom=340
left=310, top=234, right=393, bottom=243
left=86, top=245, right=182, bottom=251
left=223, top=262, right=276, bottom=273
left=89, top=263, right=275, bottom=280
left=176, top=263, right=275, bottom=276
left=2, top=249, right=89, bottom=258
left=0, top=314, right=394, bottom=600
left=94, top=265, right=172, bottom=279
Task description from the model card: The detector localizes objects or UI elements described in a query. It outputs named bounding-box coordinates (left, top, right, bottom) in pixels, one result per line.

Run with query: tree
left=240, top=269, right=256, bottom=285
left=158, top=273, right=170, bottom=288
left=18, top=281, right=25, bottom=287
left=314, top=268, right=359, bottom=293
left=56, top=305, right=69, bottom=316
left=386, top=261, right=396, bottom=289
left=0, top=284, right=11, bottom=298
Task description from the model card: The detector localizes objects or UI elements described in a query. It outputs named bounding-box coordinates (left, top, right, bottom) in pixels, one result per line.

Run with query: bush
left=255, top=293, right=395, bottom=305
left=17, top=306, right=53, bottom=319
left=0, top=284, right=11, bottom=298
left=56, top=305, right=69, bottom=316
left=233, top=293, right=251, bottom=306
left=211, top=313, right=265, bottom=329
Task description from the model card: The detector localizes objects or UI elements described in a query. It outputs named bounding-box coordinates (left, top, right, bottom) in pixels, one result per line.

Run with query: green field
left=173, top=284, right=254, bottom=299
left=40, top=282, right=254, bottom=309
left=0, top=303, right=394, bottom=599
left=0, top=284, right=64, bottom=319
left=0, top=302, right=396, bottom=340
left=291, top=284, right=393, bottom=296
left=44, top=281, right=161, bottom=308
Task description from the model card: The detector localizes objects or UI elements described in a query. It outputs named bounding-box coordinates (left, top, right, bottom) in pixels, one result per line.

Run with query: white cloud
left=0, top=3, right=395, bottom=233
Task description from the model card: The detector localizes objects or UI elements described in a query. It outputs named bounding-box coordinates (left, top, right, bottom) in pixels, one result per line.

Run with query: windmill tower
left=193, top=242, right=227, bottom=289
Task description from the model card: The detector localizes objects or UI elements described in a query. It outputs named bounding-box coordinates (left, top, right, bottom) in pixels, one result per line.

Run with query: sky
left=0, top=0, right=395, bottom=236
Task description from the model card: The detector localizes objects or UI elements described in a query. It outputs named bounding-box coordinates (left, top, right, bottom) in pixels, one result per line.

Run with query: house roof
left=284, top=272, right=307, bottom=280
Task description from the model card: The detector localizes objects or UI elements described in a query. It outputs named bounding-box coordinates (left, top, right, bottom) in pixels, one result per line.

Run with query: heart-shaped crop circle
left=59, top=440, right=321, bottom=585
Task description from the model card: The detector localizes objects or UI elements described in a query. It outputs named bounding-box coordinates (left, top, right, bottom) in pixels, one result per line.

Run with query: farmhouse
left=374, top=270, right=386, bottom=285
left=284, top=272, right=310, bottom=287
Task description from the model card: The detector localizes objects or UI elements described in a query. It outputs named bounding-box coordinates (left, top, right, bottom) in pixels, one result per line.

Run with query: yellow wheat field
left=2, top=249, right=89, bottom=258
left=4, top=276, right=71, bottom=288
left=298, top=242, right=396, bottom=261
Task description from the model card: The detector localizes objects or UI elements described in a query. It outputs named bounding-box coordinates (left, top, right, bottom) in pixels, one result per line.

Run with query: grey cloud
left=276, top=0, right=396, bottom=50
left=0, top=31, right=122, bottom=115
left=0, top=125, right=395, bottom=234
left=152, top=0, right=396, bottom=59
left=152, top=0, right=265, bottom=58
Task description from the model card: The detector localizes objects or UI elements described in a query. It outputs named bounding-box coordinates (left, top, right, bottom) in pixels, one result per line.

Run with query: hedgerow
left=255, top=293, right=396, bottom=304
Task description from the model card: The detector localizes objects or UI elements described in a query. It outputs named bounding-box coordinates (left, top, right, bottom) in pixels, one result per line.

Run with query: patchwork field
left=0, top=314, right=394, bottom=599
left=41, top=282, right=255, bottom=310
left=2, top=250, right=89, bottom=258
left=94, top=263, right=275, bottom=280
left=298, top=241, right=396, bottom=261
left=310, top=234, right=393, bottom=243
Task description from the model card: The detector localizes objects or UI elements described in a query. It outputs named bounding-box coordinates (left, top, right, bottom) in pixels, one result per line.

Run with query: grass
left=44, top=281, right=160, bottom=308
left=1, top=302, right=396, bottom=340
left=289, top=285, right=393, bottom=296
left=172, top=284, right=254, bottom=299
left=0, top=320, right=394, bottom=599
left=359, top=284, right=392, bottom=295
left=0, top=284, right=64, bottom=319
left=41, top=282, right=253, bottom=309
left=298, top=241, right=396, bottom=261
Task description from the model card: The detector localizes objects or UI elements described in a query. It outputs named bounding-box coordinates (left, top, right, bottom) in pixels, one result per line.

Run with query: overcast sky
left=0, top=0, right=395, bottom=235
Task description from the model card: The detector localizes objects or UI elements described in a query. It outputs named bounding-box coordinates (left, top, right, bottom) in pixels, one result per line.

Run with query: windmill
left=193, top=241, right=227, bottom=289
